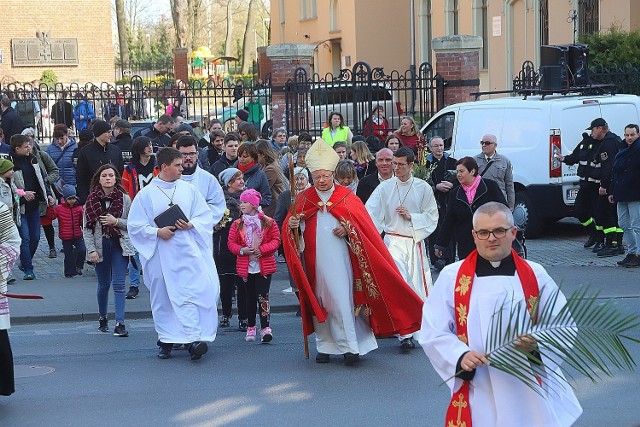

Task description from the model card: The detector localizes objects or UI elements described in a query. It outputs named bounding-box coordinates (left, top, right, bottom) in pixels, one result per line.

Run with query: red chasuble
left=283, top=185, right=424, bottom=341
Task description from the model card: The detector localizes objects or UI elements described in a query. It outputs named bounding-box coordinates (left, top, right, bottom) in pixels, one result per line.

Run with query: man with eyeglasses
left=133, top=114, right=175, bottom=148
left=284, top=140, right=423, bottom=365
left=366, top=146, right=439, bottom=351
left=176, top=136, right=226, bottom=218
left=419, top=201, right=582, bottom=427
left=474, top=134, right=515, bottom=210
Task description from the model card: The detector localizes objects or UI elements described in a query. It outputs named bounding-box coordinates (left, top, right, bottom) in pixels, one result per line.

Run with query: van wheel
left=514, top=192, right=543, bottom=238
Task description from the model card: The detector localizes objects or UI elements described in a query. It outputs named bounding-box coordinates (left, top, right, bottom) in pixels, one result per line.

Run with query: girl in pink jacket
left=228, top=188, right=281, bottom=343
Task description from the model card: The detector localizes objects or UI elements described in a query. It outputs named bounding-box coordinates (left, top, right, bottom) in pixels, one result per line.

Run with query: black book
left=154, top=204, right=188, bottom=228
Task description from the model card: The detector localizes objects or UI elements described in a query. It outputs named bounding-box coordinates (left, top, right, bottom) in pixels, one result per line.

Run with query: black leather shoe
left=315, top=352, right=330, bottom=363
left=583, top=233, right=597, bottom=248
left=189, top=341, right=208, bottom=360
left=158, top=343, right=172, bottom=359
left=592, top=242, right=604, bottom=253
left=400, top=337, right=416, bottom=351
left=343, top=352, right=360, bottom=366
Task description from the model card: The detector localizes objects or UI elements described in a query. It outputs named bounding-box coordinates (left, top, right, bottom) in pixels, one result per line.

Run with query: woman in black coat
left=214, top=168, right=247, bottom=330
left=435, top=156, right=508, bottom=260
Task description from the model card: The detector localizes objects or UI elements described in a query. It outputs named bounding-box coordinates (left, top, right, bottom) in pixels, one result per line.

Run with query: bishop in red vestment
left=283, top=140, right=423, bottom=364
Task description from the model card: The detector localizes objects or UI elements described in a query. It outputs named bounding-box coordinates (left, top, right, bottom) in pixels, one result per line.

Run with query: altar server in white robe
left=176, top=136, right=226, bottom=219
left=419, top=202, right=582, bottom=426
left=128, top=147, right=219, bottom=361
left=366, top=146, right=438, bottom=349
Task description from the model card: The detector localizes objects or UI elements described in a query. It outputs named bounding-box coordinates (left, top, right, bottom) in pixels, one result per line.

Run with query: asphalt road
left=3, top=311, right=640, bottom=427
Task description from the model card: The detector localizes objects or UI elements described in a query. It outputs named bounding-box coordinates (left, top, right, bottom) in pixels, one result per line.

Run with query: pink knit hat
left=240, top=188, right=262, bottom=207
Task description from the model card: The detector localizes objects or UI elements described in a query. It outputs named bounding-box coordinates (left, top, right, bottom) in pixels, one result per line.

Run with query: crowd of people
left=4, top=97, right=640, bottom=425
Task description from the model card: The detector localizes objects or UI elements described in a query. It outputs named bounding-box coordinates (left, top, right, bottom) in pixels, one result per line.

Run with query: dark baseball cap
left=587, top=118, right=607, bottom=130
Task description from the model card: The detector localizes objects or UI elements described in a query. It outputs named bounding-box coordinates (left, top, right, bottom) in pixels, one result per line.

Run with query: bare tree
left=170, top=0, right=189, bottom=48
left=224, top=0, right=234, bottom=59
left=241, top=0, right=257, bottom=73
left=115, top=0, right=130, bottom=68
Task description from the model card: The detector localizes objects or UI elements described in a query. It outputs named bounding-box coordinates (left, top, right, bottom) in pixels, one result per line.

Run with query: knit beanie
left=240, top=188, right=261, bottom=207
left=62, top=184, right=77, bottom=199
left=0, top=159, right=14, bottom=175
left=92, top=120, right=111, bottom=138
left=219, top=167, right=241, bottom=187
left=235, top=109, right=249, bottom=122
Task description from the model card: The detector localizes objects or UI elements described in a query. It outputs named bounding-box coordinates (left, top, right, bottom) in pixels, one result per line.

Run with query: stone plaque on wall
left=11, top=32, right=78, bottom=67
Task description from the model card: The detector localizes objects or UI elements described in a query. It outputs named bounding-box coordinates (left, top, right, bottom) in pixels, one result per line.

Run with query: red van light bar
left=550, top=133, right=562, bottom=178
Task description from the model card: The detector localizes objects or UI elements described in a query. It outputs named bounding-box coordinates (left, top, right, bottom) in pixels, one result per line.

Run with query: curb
left=10, top=304, right=301, bottom=326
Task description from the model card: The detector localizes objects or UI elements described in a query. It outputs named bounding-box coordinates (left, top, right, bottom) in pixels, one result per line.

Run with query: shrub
left=40, top=70, right=58, bottom=86
left=580, top=26, right=640, bottom=68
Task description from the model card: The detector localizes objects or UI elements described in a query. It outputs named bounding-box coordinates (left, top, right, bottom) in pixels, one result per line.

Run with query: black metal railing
left=284, top=61, right=444, bottom=138
left=0, top=75, right=272, bottom=140
left=589, top=64, right=640, bottom=96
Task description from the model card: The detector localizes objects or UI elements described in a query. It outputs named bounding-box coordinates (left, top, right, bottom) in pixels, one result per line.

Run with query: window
left=424, top=112, right=455, bottom=150
left=445, top=0, right=459, bottom=36
left=330, top=0, right=339, bottom=32
left=578, top=0, right=598, bottom=35
left=539, top=0, right=549, bottom=46
left=473, top=0, right=488, bottom=69
left=420, top=0, right=433, bottom=64
left=300, top=0, right=317, bottom=20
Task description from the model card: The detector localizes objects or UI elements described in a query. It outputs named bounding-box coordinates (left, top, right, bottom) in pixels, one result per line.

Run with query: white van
left=420, top=93, right=640, bottom=237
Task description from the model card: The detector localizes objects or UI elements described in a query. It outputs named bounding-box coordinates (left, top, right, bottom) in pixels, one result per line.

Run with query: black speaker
left=567, top=44, right=589, bottom=86
left=540, top=65, right=564, bottom=91
left=540, top=45, right=570, bottom=89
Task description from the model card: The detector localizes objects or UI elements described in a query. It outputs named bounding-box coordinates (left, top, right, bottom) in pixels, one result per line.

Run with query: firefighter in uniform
left=558, top=118, right=622, bottom=256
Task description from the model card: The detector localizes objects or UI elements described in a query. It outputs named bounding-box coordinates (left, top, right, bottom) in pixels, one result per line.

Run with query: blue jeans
left=128, top=253, right=140, bottom=286
left=618, top=201, right=640, bottom=255
left=95, top=238, right=128, bottom=324
left=18, top=209, right=42, bottom=271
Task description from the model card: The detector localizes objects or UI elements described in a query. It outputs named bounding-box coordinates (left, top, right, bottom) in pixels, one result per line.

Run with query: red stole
left=282, top=185, right=424, bottom=341
left=445, top=249, right=540, bottom=427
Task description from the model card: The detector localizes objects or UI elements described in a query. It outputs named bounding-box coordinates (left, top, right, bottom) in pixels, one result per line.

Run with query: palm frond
left=485, top=285, right=640, bottom=397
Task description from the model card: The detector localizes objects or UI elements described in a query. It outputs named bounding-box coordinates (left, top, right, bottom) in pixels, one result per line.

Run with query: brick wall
left=267, top=44, right=315, bottom=131
left=172, top=48, right=189, bottom=83
left=0, top=0, right=114, bottom=84
left=436, top=50, right=480, bottom=106
left=433, top=36, right=482, bottom=108
left=257, top=46, right=272, bottom=81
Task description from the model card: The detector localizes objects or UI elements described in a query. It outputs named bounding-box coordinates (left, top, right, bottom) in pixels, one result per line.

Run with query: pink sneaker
left=260, top=327, right=273, bottom=343
left=245, top=326, right=257, bottom=342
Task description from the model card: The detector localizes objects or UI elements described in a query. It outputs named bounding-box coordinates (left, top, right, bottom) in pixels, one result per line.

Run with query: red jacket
left=228, top=215, right=280, bottom=280
left=47, top=202, right=84, bottom=240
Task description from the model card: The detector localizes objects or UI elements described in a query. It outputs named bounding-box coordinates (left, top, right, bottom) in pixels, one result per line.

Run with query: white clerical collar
left=155, top=177, right=178, bottom=188
left=396, top=176, right=413, bottom=186
left=378, top=173, right=392, bottom=182
left=489, top=260, right=502, bottom=268
left=316, top=185, right=335, bottom=203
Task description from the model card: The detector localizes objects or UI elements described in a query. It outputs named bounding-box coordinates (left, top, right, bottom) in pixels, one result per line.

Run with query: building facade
left=271, top=0, right=639, bottom=92
left=1, top=0, right=114, bottom=84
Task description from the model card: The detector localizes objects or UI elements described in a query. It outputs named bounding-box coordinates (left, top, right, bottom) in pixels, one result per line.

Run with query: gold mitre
left=305, top=138, right=339, bottom=172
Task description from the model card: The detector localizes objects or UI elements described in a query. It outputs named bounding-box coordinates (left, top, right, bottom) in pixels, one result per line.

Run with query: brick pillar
left=432, top=36, right=482, bottom=107
left=257, top=46, right=272, bottom=80
left=266, top=43, right=315, bottom=131
left=172, top=48, right=189, bottom=83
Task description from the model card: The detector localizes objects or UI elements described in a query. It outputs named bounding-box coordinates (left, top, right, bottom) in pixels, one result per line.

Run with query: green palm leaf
left=484, top=286, right=640, bottom=397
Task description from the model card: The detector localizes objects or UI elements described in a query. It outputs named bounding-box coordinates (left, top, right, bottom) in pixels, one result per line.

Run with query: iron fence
left=284, top=62, right=444, bottom=138
left=114, top=59, right=174, bottom=82
left=1, top=75, right=272, bottom=141
left=589, top=64, right=640, bottom=96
